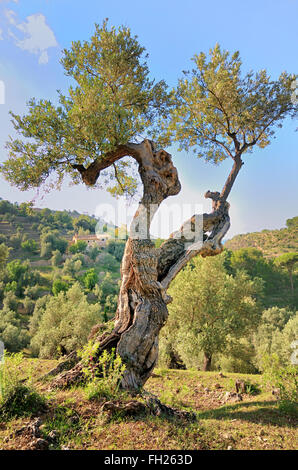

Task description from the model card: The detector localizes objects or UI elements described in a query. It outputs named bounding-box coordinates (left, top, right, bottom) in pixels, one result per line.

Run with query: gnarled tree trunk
left=51, top=139, right=231, bottom=391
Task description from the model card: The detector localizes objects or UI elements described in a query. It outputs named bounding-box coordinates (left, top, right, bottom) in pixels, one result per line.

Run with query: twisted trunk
left=51, top=139, right=232, bottom=391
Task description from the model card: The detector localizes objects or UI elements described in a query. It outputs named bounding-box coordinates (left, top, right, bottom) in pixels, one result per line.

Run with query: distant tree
left=30, top=283, right=102, bottom=358
left=274, top=252, right=298, bottom=293
left=161, top=254, right=263, bottom=371
left=254, top=306, right=295, bottom=368
left=62, top=257, right=82, bottom=277
left=104, top=294, right=118, bottom=317
left=40, top=231, right=68, bottom=258
left=53, top=210, right=73, bottom=229
left=9, top=232, right=23, bottom=250
left=0, top=243, right=10, bottom=271
left=83, top=268, right=98, bottom=290
left=0, top=307, right=30, bottom=352
left=96, top=272, right=119, bottom=307
left=227, top=247, right=286, bottom=303
left=73, top=215, right=97, bottom=233
left=51, top=249, right=63, bottom=267
left=19, top=201, right=34, bottom=217
left=21, top=238, right=38, bottom=254
left=52, top=278, right=70, bottom=296
left=0, top=200, right=15, bottom=215
left=286, top=216, right=298, bottom=229
left=270, top=313, right=298, bottom=366
left=5, top=259, right=41, bottom=297
left=106, top=239, right=126, bottom=262
left=69, top=240, right=87, bottom=254
left=88, top=245, right=100, bottom=261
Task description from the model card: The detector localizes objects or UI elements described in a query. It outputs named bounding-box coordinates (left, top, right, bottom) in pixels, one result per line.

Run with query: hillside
left=0, top=361, right=297, bottom=450
left=225, top=217, right=298, bottom=258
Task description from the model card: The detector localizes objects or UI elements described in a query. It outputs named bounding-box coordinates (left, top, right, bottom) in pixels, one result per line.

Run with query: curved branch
left=158, top=203, right=230, bottom=291
left=72, top=142, right=141, bottom=186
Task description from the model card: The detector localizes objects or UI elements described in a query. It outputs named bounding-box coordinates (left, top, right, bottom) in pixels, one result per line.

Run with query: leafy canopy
left=160, top=254, right=263, bottom=368
left=160, top=44, right=297, bottom=162
left=274, top=252, right=298, bottom=270
left=1, top=21, right=170, bottom=196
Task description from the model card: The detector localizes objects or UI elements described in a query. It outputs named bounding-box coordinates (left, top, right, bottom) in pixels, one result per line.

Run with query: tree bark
left=50, top=139, right=232, bottom=391
left=203, top=353, right=212, bottom=372
left=220, top=154, right=244, bottom=202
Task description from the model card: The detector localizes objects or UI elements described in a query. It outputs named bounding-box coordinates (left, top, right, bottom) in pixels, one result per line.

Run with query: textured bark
left=51, top=139, right=233, bottom=391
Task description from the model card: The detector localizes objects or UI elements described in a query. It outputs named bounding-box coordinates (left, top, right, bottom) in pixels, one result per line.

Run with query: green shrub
left=21, top=239, right=38, bottom=254
left=30, top=283, right=102, bottom=358
left=69, top=240, right=87, bottom=254
left=0, top=352, right=46, bottom=420
left=80, top=344, right=126, bottom=400
left=263, top=354, right=298, bottom=416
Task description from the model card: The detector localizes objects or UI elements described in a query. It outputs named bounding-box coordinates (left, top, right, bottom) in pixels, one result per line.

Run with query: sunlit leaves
left=1, top=21, right=170, bottom=195
left=161, top=44, right=297, bottom=162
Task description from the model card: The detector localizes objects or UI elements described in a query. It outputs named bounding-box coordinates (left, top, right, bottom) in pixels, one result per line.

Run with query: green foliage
left=286, top=216, right=298, bottom=229
left=225, top=219, right=298, bottom=259
left=83, top=268, right=98, bottom=290
left=270, top=313, right=298, bottom=366
left=106, top=239, right=126, bottom=262
left=0, top=243, right=10, bottom=271
left=160, top=254, right=262, bottom=370
left=1, top=21, right=170, bottom=196
left=225, top=247, right=294, bottom=308
left=5, top=259, right=40, bottom=297
left=8, top=233, right=23, bottom=250
left=40, top=230, right=68, bottom=258
left=0, top=200, right=16, bottom=215
left=52, top=278, right=70, bottom=296
left=73, top=215, right=96, bottom=233
left=62, top=256, right=83, bottom=277
left=263, top=355, right=297, bottom=416
left=80, top=344, right=126, bottom=400
left=51, top=249, right=63, bottom=267
left=160, top=44, right=297, bottom=162
left=30, top=283, right=103, bottom=358
left=216, top=338, right=258, bottom=374
left=0, top=352, right=46, bottom=421
left=254, top=307, right=295, bottom=369
left=88, top=245, right=100, bottom=261
left=69, top=240, right=87, bottom=254
left=0, top=308, right=30, bottom=352
left=274, top=252, right=298, bottom=292
left=95, top=272, right=119, bottom=308
left=21, top=238, right=38, bottom=254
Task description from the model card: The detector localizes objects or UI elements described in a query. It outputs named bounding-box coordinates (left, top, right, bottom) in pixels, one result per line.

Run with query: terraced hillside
left=225, top=217, right=298, bottom=258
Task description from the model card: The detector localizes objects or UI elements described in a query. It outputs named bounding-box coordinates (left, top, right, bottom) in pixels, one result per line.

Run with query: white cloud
left=4, top=9, right=17, bottom=25
left=0, top=28, right=3, bottom=40
left=4, top=10, right=58, bottom=64
left=38, top=50, right=49, bottom=65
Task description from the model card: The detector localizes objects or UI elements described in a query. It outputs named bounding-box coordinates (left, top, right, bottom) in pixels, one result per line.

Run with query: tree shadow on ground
left=197, top=400, right=297, bottom=428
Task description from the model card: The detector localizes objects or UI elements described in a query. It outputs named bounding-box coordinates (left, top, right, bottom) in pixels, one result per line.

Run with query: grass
left=0, top=361, right=297, bottom=450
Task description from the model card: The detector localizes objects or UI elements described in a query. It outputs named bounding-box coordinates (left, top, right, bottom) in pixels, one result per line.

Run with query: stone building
left=72, top=233, right=110, bottom=248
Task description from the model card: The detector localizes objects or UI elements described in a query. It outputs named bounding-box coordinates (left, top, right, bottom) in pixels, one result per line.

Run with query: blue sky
left=0, top=0, right=297, bottom=238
